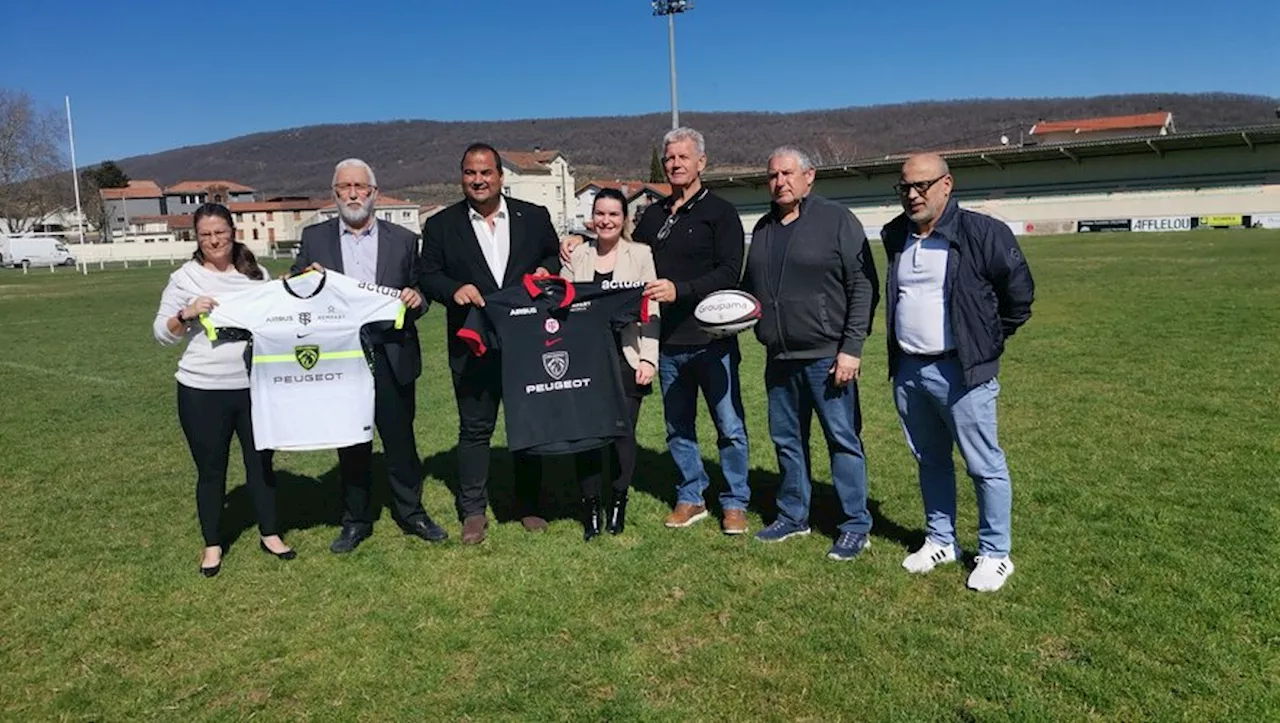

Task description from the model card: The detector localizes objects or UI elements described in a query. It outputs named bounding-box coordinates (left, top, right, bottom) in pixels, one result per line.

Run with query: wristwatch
left=176, top=308, right=190, bottom=324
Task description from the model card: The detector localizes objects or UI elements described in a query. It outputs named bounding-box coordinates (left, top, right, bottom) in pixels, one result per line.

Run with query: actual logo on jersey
left=298, top=311, right=312, bottom=326
left=544, top=318, right=560, bottom=334
left=542, top=351, right=569, bottom=380
left=357, top=281, right=401, bottom=298
left=295, top=345, right=320, bottom=370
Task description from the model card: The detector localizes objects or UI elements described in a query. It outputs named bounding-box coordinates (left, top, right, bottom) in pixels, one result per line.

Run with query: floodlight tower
left=652, top=0, right=693, bottom=129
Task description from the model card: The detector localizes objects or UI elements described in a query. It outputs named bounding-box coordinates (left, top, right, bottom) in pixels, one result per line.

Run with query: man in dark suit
left=420, top=143, right=561, bottom=545
left=292, top=158, right=447, bottom=553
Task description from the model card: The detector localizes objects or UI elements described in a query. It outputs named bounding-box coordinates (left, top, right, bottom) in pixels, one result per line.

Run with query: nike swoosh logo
left=296, top=333, right=313, bottom=339
left=544, top=338, right=563, bottom=347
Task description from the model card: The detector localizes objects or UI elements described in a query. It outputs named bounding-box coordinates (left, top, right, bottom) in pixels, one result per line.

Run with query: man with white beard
left=292, top=158, right=448, bottom=553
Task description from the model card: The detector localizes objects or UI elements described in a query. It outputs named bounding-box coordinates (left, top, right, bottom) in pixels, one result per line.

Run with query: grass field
left=1, top=230, right=1278, bottom=721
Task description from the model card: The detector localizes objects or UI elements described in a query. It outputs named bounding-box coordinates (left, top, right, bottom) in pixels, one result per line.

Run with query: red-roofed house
left=573, top=179, right=672, bottom=232
left=101, top=181, right=164, bottom=239
left=1029, top=112, right=1175, bottom=144
left=164, top=180, right=258, bottom=214
left=498, top=148, right=576, bottom=232
left=229, top=198, right=332, bottom=247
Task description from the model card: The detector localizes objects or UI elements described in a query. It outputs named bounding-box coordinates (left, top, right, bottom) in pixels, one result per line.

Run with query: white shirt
left=894, top=231, right=954, bottom=355
left=153, top=260, right=271, bottom=390
left=469, top=198, right=511, bottom=285
left=203, top=270, right=405, bottom=451
left=339, top=220, right=379, bottom=284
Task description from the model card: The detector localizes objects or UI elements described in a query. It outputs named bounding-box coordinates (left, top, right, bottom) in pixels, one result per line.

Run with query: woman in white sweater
left=153, top=203, right=293, bottom=576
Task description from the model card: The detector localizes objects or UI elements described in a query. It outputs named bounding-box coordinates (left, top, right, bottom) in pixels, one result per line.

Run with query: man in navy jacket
left=880, top=153, right=1034, bottom=592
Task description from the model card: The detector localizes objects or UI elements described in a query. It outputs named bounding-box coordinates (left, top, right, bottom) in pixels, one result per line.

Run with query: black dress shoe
left=260, top=540, right=298, bottom=560
left=401, top=517, right=448, bottom=543
left=329, top=524, right=372, bottom=554
left=607, top=491, right=629, bottom=535
left=583, top=496, right=602, bottom=542
left=200, top=563, right=221, bottom=578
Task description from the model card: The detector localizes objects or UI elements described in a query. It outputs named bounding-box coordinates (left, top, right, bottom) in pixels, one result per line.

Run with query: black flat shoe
left=260, top=540, right=297, bottom=560
left=607, top=491, right=629, bottom=535
left=200, top=563, right=221, bottom=578
left=583, top=496, right=602, bottom=542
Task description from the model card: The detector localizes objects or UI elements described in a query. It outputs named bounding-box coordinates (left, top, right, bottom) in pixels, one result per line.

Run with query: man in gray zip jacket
left=741, top=146, right=880, bottom=560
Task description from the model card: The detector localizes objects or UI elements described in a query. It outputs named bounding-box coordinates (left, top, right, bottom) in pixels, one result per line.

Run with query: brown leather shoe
left=521, top=515, right=549, bottom=532
left=722, top=508, right=749, bottom=535
left=664, top=502, right=708, bottom=528
left=461, top=515, right=488, bottom=545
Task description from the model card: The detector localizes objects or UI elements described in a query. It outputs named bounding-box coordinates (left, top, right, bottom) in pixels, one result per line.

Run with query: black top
left=633, top=187, right=745, bottom=346
left=767, top=219, right=795, bottom=292
left=458, top=275, right=651, bottom=454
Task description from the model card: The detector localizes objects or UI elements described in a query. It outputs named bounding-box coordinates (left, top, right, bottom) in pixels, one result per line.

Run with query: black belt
left=903, top=349, right=957, bottom=362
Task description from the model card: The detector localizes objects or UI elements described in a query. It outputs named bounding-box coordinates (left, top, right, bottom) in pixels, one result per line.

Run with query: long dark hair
left=191, top=203, right=263, bottom=280
left=592, top=188, right=631, bottom=241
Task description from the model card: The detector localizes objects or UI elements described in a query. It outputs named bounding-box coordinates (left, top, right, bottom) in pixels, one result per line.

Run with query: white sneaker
left=902, top=538, right=957, bottom=574
left=967, top=555, right=1015, bottom=592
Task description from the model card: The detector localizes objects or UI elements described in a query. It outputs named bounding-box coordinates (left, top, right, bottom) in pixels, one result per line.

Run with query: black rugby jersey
left=457, top=275, right=650, bottom=455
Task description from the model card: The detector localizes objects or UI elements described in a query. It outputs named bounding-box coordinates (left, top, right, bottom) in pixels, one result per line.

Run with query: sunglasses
left=656, top=188, right=708, bottom=241
left=893, top=175, right=947, bottom=197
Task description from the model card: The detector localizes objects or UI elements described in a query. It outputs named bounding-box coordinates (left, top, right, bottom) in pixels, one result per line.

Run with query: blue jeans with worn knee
left=658, top=337, right=750, bottom=510
left=893, top=356, right=1012, bottom=556
left=766, top=357, right=871, bottom=534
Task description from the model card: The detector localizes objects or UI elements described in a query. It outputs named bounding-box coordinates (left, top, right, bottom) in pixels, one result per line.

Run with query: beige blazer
left=563, top=238, right=660, bottom=370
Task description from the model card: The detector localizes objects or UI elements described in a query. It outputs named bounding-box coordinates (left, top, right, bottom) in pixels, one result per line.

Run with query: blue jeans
left=658, top=338, right=750, bottom=510
left=893, top=356, right=1012, bottom=556
left=765, top=357, right=871, bottom=534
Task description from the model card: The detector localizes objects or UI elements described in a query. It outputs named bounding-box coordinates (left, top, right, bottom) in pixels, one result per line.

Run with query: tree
left=0, top=89, right=66, bottom=234
left=648, top=147, right=665, bottom=183
left=84, top=160, right=129, bottom=189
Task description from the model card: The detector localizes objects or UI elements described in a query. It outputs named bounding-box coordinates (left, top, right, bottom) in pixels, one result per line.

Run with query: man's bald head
left=897, top=153, right=954, bottom=229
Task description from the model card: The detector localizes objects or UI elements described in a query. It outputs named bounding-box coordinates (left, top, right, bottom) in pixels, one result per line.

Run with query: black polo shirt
left=634, top=186, right=745, bottom=346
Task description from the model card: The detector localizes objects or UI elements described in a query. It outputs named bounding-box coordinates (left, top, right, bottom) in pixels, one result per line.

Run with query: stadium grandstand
left=705, top=112, right=1280, bottom=237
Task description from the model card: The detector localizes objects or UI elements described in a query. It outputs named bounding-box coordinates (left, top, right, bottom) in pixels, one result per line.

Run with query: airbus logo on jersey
left=357, top=281, right=401, bottom=299
left=510, top=307, right=537, bottom=316
left=265, top=314, right=295, bottom=323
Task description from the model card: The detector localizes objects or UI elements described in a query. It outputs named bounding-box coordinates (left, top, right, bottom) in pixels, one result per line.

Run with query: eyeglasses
left=333, top=183, right=376, bottom=196
left=197, top=229, right=232, bottom=240
left=893, top=176, right=948, bottom=197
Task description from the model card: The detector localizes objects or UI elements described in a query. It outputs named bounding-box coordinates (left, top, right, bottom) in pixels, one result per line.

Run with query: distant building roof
left=1030, top=111, right=1173, bottom=136
left=500, top=149, right=564, bottom=174
left=164, top=180, right=256, bottom=194
left=100, top=180, right=163, bottom=200
left=578, top=179, right=671, bottom=201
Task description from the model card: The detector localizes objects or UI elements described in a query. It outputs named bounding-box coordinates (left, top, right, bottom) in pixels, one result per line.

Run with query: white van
left=0, top=236, right=76, bottom=268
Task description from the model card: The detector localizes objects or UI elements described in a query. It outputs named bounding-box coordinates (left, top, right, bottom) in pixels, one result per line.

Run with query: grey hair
left=662, top=127, right=706, bottom=156
left=768, top=146, right=814, bottom=172
left=332, top=158, right=378, bottom=188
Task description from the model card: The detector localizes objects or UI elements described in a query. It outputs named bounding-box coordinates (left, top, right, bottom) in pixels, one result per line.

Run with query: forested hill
left=115, top=93, right=1277, bottom=201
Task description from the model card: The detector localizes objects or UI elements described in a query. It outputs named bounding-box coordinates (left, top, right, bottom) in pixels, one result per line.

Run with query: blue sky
left=7, top=0, right=1277, bottom=165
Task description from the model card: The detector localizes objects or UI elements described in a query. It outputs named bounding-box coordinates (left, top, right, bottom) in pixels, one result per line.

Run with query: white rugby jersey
left=201, top=270, right=406, bottom=451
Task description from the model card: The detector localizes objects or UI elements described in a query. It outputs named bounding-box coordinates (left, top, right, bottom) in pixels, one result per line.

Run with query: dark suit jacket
left=419, top=197, right=561, bottom=373
left=291, top=217, right=424, bottom=386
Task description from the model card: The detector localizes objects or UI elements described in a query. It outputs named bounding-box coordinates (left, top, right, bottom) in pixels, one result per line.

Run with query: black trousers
left=452, top=354, right=542, bottom=519
left=574, top=395, right=644, bottom=498
left=336, top=350, right=426, bottom=528
left=177, top=383, right=278, bottom=546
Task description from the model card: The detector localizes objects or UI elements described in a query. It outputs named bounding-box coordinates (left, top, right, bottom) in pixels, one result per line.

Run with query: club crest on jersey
left=542, top=351, right=569, bottom=380
left=544, top=318, right=560, bottom=334
left=298, top=311, right=312, bottom=326
left=295, top=345, right=320, bottom=370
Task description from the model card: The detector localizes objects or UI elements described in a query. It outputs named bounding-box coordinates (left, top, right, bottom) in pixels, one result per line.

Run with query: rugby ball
left=695, top=289, right=762, bottom=338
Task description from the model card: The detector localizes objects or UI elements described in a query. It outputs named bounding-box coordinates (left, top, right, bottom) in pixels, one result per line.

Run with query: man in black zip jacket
left=881, top=153, right=1034, bottom=593
left=741, top=146, right=880, bottom=561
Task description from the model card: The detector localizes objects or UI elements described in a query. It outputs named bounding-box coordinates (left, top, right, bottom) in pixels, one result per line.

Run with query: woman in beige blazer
left=562, top=188, right=660, bottom=540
